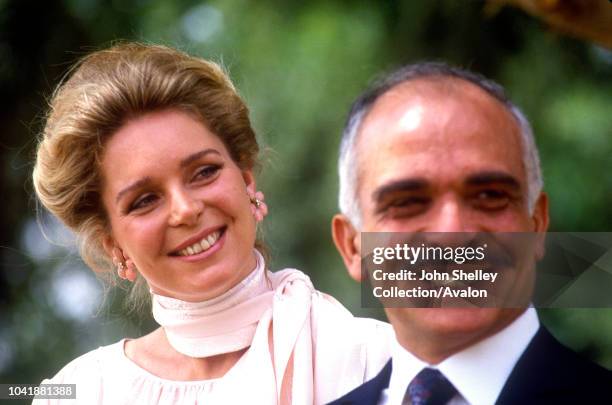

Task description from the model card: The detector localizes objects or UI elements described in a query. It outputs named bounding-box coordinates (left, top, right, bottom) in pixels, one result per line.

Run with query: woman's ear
left=102, top=235, right=123, bottom=276
left=243, top=169, right=268, bottom=223
left=102, top=234, right=127, bottom=267
left=242, top=169, right=256, bottom=194
left=102, top=235, right=137, bottom=281
left=102, top=234, right=117, bottom=260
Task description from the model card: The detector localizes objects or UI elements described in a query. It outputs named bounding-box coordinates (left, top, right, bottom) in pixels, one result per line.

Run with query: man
left=329, top=63, right=611, bottom=404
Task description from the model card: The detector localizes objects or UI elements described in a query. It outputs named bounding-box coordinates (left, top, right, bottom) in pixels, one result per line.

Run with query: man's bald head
left=338, top=62, right=542, bottom=228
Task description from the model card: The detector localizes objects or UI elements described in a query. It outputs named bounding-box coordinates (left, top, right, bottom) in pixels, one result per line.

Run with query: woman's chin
left=162, top=258, right=256, bottom=303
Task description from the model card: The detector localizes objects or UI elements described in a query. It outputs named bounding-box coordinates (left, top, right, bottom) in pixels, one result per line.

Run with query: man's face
left=349, top=78, right=548, bottom=357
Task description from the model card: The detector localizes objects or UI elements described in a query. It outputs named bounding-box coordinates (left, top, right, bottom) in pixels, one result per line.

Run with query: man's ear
left=532, top=192, right=550, bottom=260
left=532, top=192, right=549, bottom=233
left=332, top=214, right=362, bottom=282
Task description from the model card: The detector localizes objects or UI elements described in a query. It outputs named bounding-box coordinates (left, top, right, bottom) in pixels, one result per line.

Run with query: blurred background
left=1, top=0, right=611, bottom=398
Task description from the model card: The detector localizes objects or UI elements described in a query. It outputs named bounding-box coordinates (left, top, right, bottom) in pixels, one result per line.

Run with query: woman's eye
left=129, top=194, right=158, bottom=212
left=193, top=165, right=220, bottom=181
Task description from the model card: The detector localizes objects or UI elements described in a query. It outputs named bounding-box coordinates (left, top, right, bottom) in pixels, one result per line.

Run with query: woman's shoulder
left=270, top=267, right=393, bottom=342
left=312, top=290, right=391, bottom=332
left=44, top=339, right=126, bottom=384
left=308, top=289, right=393, bottom=400
left=33, top=340, right=126, bottom=405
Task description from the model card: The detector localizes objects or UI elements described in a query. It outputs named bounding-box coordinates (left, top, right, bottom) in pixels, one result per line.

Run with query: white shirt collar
left=386, top=308, right=539, bottom=405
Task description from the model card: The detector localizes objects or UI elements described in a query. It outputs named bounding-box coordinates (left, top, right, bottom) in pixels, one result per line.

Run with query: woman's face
left=100, top=109, right=258, bottom=302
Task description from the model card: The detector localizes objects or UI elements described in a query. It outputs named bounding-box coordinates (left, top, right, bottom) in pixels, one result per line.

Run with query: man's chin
left=386, top=307, right=524, bottom=342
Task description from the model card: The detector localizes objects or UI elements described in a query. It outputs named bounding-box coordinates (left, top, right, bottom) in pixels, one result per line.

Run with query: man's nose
left=427, top=198, right=470, bottom=233
left=168, top=188, right=204, bottom=227
left=420, top=198, right=477, bottom=247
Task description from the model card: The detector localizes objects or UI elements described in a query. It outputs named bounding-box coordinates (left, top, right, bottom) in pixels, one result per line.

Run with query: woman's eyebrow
left=116, top=177, right=152, bottom=204
left=115, top=149, right=222, bottom=204
left=179, top=148, right=221, bottom=168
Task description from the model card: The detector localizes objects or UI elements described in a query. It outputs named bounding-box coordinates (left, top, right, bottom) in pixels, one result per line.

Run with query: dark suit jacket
left=327, top=328, right=612, bottom=405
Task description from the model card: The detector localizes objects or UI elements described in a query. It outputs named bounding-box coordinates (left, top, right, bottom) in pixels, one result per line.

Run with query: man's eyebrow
left=179, top=148, right=221, bottom=168
left=465, top=171, right=521, bottom=189
left=373, top=178, right=429, bottom=203
left=116, top=177, right=152, bottom=204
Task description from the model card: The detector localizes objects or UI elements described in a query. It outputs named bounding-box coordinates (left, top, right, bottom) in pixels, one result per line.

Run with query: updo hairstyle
left=33, top=42, right=262, bottom=307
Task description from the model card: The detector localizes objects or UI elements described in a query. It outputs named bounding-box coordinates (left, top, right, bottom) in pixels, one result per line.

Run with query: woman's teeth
left=178, top=231, right=221, bottom=256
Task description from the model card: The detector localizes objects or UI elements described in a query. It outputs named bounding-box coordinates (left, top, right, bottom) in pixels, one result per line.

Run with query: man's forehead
left=353, top=76, right=525, bottom=193
left=356, top=77, right=520, bottom=152
left=364, top=77, right=504, bottom=124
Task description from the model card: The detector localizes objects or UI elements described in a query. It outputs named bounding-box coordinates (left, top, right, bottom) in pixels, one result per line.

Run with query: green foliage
left=0, top=0, right=610, bottom=388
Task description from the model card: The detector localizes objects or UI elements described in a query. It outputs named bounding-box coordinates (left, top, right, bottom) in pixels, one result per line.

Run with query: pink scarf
left=151, top=250, right=317, bottom=404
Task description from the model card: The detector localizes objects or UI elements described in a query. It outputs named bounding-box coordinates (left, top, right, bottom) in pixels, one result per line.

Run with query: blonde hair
left=33, top=42, right=262, bottom=310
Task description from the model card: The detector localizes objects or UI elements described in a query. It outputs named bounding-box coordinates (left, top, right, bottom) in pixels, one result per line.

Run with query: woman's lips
left=170, top=226, right=227, bottom=261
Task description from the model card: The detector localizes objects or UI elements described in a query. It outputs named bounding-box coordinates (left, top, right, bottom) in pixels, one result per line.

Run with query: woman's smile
left=171, top=225, right=226, bottom=260
left=100, top=109, right=258, bottom=302
left=33, top=42, right=399, bottom=400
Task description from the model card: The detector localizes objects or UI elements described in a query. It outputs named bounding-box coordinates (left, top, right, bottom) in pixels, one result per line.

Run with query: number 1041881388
left=0, top=384, right=76, bottom=400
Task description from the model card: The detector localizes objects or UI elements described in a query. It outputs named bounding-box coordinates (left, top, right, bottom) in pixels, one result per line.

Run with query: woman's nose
left=168, top=189, right=204, bottom=227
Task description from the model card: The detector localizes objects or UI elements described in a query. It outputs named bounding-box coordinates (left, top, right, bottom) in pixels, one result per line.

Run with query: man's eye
left=129, top=194, right=158, bottom=212
left=389, top=197, right=428, bottom=207
left=193, top=165, right=220, bottom=181
left=473, top=190, right=510, bottom=210
left=382, top=197, right=430, bottom=217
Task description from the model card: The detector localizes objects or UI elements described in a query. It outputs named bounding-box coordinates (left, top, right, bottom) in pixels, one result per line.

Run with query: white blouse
left=33, top=255, right=392, bottom=405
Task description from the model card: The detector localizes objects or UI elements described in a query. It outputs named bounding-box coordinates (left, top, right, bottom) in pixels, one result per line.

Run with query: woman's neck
left=150, top=250, right=271, bottom=358
left=125, top=327, right=247, bottom=380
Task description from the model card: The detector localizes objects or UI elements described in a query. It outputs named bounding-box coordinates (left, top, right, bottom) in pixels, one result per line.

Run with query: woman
left=32, top=43, right=391, bottom=404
